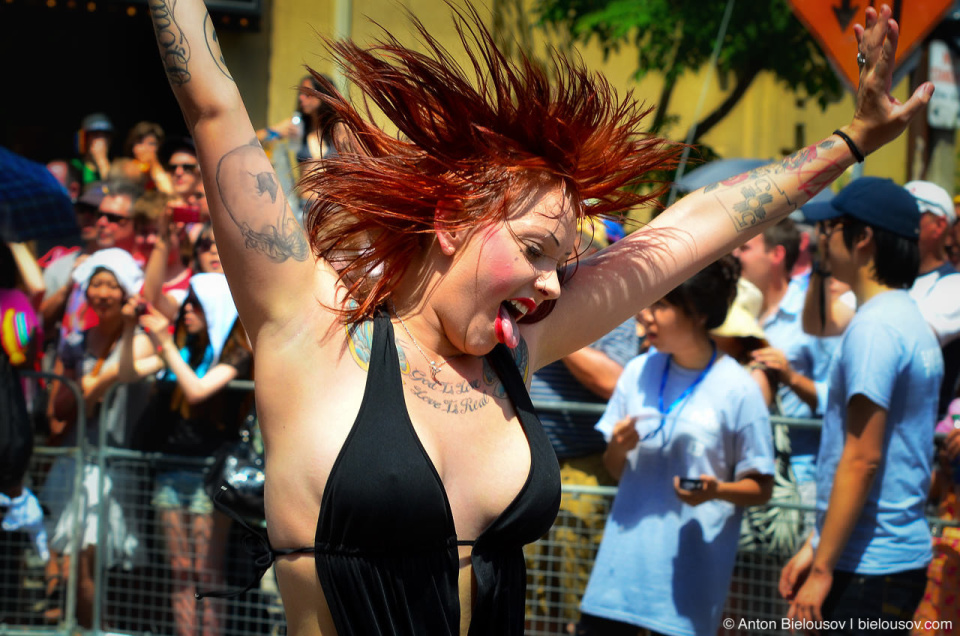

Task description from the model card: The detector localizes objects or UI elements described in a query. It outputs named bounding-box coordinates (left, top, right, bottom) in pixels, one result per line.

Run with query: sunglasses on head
left=98, top=211, right=131, bottom=224
left=168, top=162, right=199, bottom=173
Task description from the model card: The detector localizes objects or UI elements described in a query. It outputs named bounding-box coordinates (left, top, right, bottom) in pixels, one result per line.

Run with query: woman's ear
left=434, top=200, right=463, bottom=257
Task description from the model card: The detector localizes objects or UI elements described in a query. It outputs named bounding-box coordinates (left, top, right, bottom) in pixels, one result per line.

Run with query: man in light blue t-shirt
left=780, top=177, right=943, bottom=634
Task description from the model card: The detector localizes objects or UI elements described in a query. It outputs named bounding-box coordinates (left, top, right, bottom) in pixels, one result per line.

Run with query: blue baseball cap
left=801, top=177, right=920, bottom=240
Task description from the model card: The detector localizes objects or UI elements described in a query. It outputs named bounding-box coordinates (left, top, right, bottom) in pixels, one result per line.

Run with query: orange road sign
left=787, top=0, right=953, bottom=91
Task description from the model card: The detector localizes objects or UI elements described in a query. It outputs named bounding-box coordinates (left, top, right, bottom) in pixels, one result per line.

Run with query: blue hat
left=801, top=177, right=920, bottom=240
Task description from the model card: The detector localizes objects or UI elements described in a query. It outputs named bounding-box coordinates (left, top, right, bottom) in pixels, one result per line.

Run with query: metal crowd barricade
left=2, top=370, right=86, bottom=636
left=85, top=378, right=280, bottom=636
left=2, top=386, right=957, bottom=636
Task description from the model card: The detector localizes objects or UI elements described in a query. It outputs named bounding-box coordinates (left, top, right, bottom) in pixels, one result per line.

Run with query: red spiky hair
left=302, top=3, right=680, bottom=325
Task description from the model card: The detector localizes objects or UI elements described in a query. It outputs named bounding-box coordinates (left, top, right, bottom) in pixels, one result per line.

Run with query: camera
left=171, top=205, right=202, bottom=224
left=134, top=302, right=148, bottom=317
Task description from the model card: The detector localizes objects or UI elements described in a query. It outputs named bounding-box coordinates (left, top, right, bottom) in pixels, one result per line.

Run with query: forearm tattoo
left=704, top=139, right=842, bottom=232
left=149, top=0, right=191, bottom=85
left=215, top=140, right=309, bottom=262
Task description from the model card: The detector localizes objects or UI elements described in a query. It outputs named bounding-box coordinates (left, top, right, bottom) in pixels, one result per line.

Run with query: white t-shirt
left=581, top=352, right=774, bottom=636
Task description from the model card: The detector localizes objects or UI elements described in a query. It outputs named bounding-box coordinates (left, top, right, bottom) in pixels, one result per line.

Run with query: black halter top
left=211, top=309, right=561, bottom=635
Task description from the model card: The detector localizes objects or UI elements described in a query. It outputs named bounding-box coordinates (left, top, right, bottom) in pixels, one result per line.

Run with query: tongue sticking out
left=495, top=302, right=520, bottom=349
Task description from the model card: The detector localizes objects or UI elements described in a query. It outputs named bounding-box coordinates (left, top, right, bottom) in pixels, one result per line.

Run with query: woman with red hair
left=147, top=2, right=930, bottom=634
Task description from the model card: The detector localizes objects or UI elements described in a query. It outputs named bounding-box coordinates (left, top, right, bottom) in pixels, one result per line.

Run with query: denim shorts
left=152, top=469, right=213, bottom=515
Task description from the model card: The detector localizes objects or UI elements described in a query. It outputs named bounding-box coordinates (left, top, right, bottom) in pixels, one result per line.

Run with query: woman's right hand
left=139, top=304, right=173, bottom=346
left=121, top=296, right=146, bottom=328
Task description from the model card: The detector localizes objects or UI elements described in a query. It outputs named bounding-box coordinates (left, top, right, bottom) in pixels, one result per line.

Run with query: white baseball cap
left=904, top=180, right=956, bottom=225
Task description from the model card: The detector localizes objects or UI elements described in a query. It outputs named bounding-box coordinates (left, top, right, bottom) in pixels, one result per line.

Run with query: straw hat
left=711, top=278, right=766, bottom=341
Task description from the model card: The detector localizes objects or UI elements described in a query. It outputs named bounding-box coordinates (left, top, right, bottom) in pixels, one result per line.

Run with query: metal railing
left=1, top=375, right=956, bottom=636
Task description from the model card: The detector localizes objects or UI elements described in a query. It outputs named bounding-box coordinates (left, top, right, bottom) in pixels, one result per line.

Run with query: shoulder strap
left=485, top=344, right=536, bottom=422
left=360, top=307, right=403, bottom=401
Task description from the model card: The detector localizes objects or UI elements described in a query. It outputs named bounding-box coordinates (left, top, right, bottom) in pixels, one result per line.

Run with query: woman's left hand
left=847, top=4, right=934, bottom=155
left=674, top=474, right=718, bottom=506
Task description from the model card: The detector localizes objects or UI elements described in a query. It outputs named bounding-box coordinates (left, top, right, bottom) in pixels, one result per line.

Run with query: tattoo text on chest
left=408, top=371, right=492, bottom=414
left=348, top=318, right=526, bottom=415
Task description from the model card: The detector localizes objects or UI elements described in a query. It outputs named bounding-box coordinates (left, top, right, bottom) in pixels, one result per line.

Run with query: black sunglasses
left=195, top=237, right=216, bottom=252
left=98, top=211, right=131, bottom=224
left=168, top=162, right=199, bottom=173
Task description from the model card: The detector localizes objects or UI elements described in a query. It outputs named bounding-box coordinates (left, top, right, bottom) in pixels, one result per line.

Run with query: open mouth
left=495, top=298, right=536, bottom=349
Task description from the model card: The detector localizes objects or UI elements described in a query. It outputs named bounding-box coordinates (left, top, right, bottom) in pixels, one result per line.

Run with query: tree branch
left=689, top=65, right=760, bottom=144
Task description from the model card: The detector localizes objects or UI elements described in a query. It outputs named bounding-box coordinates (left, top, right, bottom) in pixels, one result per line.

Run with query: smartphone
left=678, top=478, right=703, bottom=491
left=171, top=205, right=201, bottom=224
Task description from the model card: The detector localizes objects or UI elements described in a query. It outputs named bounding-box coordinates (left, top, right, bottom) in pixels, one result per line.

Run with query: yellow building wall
left=262, top=0, right=912, bottom=185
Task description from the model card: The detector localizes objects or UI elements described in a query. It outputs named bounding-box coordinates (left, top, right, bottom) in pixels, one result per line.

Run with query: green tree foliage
left=534, top=0, right=844, bottom=143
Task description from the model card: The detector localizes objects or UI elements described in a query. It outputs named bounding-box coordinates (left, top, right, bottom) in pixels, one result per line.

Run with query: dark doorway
left=0, top=3, right=191, bottom=163
left=0, top=1, right=268, bottom=166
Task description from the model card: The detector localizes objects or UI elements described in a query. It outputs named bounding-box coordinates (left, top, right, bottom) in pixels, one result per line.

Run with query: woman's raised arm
left=529, top=4, right=933, bottom=368
left=147, top=0, right=321, bottom=343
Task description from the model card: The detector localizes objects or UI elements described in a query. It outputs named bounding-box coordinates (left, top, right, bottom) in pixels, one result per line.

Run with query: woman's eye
left=524, top=244, right=544, bottom=260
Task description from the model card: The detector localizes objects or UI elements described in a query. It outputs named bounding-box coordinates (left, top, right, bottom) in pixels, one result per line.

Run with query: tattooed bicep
left=150, top=0, right=191, bottom=86
left=215, top=141, right=309, bottom=262
left=203, top=11, right=233, bottom=81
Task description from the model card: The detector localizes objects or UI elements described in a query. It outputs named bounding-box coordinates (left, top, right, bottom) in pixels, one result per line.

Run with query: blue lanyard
left=641, top=345, right=717, bottom=442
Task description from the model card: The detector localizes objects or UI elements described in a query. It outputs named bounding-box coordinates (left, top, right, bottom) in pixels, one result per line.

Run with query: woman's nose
left=535, top=269, right=562, bottom=301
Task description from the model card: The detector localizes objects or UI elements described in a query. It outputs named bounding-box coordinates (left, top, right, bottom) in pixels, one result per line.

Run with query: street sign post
left=787, top=0, right=953, bottom=91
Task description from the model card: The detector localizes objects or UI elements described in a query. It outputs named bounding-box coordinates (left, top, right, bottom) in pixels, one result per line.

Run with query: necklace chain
left=391, top=304, right=448, bottom=383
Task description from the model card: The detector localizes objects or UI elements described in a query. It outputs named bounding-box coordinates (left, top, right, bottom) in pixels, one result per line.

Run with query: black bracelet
left=833, top=129, right=865, bottom=163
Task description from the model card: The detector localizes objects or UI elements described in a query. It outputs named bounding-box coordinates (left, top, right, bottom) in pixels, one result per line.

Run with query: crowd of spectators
left=2, top=110, right=960, bottom=636
left=1, top=112, right=257, bottom=633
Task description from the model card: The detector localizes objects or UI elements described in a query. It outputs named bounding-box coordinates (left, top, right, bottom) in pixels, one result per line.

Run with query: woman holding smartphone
left=577, top=256, right=775, bottom=636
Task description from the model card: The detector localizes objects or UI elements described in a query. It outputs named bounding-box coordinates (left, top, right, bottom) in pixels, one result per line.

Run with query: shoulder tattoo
left=346, top=318, right=409, bottom=373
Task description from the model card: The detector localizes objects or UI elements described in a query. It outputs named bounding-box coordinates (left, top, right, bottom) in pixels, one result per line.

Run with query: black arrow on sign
left=833, top=0, right=860, bottom=31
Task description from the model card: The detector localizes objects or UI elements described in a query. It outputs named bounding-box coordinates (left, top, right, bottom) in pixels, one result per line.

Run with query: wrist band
left=833, top=129, right=865, bottom=163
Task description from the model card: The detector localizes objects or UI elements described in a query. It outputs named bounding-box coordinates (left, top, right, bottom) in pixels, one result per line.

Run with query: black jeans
left=820, top=567, right=928, bottom=635
left=575, top=613, right=667, bottom=636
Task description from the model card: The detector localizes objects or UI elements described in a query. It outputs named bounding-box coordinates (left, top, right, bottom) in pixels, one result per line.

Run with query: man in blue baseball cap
left=780, top=177, right=943, bottom=630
